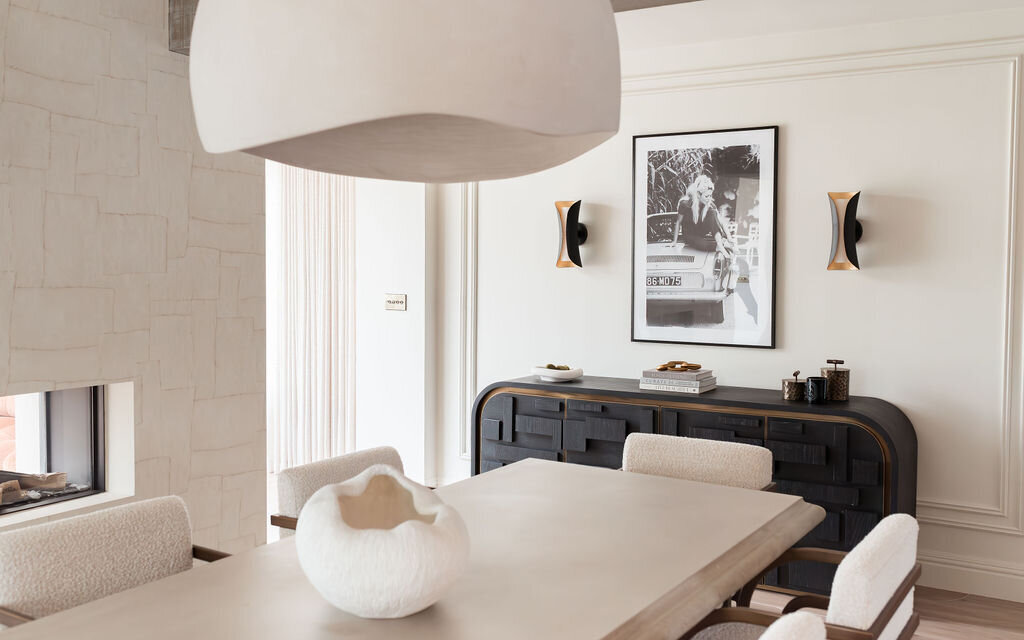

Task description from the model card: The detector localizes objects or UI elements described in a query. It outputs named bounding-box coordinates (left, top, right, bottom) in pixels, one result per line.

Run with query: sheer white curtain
left=266, top=161, right=356, bottom=473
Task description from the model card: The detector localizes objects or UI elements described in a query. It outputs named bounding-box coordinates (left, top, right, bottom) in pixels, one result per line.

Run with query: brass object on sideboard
left=781, top=371, right=806, bottom=401
left=656, top=360, right=702, bottom=372
left=822, top=359, right=851, bottom=401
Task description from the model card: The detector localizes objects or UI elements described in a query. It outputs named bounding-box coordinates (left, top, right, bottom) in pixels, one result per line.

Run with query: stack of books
left=639, top=368, right=717, bottom=394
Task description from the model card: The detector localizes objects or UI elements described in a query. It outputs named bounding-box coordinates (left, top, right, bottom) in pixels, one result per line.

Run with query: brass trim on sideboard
left=474, top=386, right=894, bottom=516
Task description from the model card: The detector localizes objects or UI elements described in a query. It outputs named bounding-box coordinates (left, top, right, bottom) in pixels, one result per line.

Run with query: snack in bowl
left=531, top=364, right=583, bottom=383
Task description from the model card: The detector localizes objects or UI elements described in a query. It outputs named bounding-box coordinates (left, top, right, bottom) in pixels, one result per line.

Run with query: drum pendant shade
left=189, top=0, right=622, bottom=183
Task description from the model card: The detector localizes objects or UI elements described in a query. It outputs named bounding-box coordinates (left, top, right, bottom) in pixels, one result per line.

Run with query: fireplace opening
left=0, top=386, right=105, bottom=515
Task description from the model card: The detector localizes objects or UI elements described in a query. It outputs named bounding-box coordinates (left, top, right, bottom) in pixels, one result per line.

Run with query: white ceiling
left=611, top=0, right=701, bottom=11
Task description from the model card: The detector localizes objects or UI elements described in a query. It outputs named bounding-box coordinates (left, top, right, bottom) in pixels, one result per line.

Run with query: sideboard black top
left=478, top=375, right=916, bottom=448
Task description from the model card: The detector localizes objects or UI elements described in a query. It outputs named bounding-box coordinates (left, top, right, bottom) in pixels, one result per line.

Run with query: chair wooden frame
left=690, top=547, right=922, bottom=640
left=269, top=485, right=436, bottom=532
left=0, top=545, right=230, bottom=628
left=270, top=513, right=298, bottom=530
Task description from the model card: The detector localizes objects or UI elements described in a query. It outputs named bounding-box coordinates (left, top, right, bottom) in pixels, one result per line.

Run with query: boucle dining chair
left=693, top=610, right=826, bottom=640
left=271, top=445, right=404, bottom=532
left=622, top=433, right=774, bottom=491
left=0, top=496, right=228, bottom=628
left=688, top=514, right=921, bottom=640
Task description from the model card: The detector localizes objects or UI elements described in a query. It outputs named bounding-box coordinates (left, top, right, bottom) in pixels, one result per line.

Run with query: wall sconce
left=827, top=191, right=864, bottom=271
left=555, top=200, right=588, bottom=268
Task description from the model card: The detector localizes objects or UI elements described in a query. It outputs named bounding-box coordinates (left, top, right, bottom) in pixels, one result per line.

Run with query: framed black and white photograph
left=631, top=126, right=777, bottom=348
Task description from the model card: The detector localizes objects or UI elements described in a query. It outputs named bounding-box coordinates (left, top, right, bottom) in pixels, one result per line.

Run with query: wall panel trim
left=623, top=43, right=1024, bottom=535
left=458, top=182, right=479, bottom=461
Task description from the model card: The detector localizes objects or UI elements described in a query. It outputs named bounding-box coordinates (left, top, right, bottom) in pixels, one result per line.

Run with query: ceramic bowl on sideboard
left=531, top=366, right=583, bottom=383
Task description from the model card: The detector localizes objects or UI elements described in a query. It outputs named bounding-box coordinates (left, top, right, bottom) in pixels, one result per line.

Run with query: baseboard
left=919, top=551, right=1024, bottom=603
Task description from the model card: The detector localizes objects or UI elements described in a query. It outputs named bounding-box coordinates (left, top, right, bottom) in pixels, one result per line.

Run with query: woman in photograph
left=674, top=175, right=731, bottom=256
left=673, top=173, right=743, bottom=300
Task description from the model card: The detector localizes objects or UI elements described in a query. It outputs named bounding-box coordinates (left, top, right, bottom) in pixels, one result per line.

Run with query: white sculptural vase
left=295, top=464, right=470, bottom=619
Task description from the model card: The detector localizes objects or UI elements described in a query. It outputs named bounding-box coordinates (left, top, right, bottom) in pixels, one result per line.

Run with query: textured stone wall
left=0, top=0, right=267, bottom=551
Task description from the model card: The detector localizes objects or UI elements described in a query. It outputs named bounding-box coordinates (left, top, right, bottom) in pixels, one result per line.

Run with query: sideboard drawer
left=767, top=418, right=850, bottom=484
left=664, top=409, right=764, bottom=446
left=479, top=393, right=564, bottom=472
left=766, top=440, right=827, bottom=466
left=563, top=401, right=655, bottom=469
left=769, top=418, right=885, bottom=519
left=777, top=479, right=860, bottom=507
left=515, top=415, right=562, bottom=450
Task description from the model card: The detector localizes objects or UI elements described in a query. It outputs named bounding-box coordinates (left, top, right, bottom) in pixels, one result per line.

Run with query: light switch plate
left=384, top=293, right=407, bottom=311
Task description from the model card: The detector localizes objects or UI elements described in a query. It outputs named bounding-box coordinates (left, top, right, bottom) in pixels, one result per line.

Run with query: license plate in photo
left=647, top=275, right=682, bottom=287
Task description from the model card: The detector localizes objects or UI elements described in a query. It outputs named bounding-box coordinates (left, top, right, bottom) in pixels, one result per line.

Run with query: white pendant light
left=189, top=0, right=621, bottom=183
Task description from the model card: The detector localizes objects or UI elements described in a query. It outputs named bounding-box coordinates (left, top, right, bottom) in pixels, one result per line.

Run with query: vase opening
left=338, top=474, right=437, bottom=530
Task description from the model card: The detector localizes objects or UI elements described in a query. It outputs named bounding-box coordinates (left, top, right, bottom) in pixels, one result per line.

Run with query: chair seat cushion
left=693, top=622, right=767, bottom=640
left=695, top=611, right=826, bottom=640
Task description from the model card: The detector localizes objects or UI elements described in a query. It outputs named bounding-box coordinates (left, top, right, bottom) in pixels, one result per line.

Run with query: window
left=0, top=386, right=105, bottom=515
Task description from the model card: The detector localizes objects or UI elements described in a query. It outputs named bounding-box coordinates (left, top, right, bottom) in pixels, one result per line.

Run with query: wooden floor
left=752, top=587, right=1024, bottom=639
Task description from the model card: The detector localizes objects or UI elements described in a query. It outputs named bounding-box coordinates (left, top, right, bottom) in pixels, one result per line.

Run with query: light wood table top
left=4, top=459, right=824, bottom=640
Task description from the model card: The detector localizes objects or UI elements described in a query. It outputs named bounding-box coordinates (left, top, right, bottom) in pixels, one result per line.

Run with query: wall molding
left=917, top=54, right=1023, bottom=535
left=919, top=54, right=1022, bottom=532
left=621, top=32, right=1024, bottom=90
left=458, top=182, right=479, bottom=461
left=624, top=41, right=1024, bottom=535
left=921, top=549, right=1024, bottom=579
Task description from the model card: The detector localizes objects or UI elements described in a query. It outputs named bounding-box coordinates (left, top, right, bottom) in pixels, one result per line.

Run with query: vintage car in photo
left=645, top=212, right=734, bottom=325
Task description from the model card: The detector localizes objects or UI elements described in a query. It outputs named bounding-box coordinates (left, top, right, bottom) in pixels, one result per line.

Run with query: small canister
left=821, top=359, right=850, bottom=401
left=806, top=376, right=829, bottom=404
left=782, top=371, right=805, bottom=401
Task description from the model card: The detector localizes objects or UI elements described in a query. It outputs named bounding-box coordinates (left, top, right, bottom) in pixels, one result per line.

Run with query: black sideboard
left=471, top=376, right=917, bottom=595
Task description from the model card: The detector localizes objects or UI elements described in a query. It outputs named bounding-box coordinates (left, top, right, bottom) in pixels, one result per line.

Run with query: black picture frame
left=631, top=126, right=778, bottom=349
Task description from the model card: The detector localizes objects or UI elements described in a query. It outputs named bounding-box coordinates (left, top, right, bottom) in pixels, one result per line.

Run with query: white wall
left=0, top=0, right=266, bottom=552
left=434, top=1, right=1024, bottom=601
left=354, top=179, right=433, bottom=483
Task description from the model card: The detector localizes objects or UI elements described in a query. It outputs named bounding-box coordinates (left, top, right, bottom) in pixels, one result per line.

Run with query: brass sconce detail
left=827, top=191, right=864, bottom=271
left=555, top=200, right=588, bottom=268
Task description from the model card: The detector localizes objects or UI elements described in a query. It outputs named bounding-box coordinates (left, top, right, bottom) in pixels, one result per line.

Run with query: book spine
left=638, top=383, right=718, bottom=394
left=641, top=377, right=716, bottom=388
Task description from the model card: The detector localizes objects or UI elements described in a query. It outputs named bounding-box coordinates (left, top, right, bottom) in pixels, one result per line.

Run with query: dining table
left=3, top=458, right=825, bottom=639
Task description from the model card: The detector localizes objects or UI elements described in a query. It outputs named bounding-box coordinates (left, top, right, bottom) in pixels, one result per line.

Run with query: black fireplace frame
left=0, top=386, right=106, bottom=516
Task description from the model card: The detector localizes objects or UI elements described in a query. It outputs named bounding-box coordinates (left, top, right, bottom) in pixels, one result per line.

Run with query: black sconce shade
left=827, top=191, right=863, bottom=271
left=555, top=200, right=588, bottom=268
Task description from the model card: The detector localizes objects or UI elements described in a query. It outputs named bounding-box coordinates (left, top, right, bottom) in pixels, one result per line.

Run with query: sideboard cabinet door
left=563, top=400, right=656, bottom=469
left=662, top=409, right=764, bottom=446
left=478, top=394, right=562, bottom=472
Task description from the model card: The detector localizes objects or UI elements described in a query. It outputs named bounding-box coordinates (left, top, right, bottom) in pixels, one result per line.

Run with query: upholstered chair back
left=826, top=513, right=919, bottom=640
left=0, top=496, right=194, bottom=619
left=277, top=446, right=404, bottom=518
left=622, top=433, right=773, bottom=490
